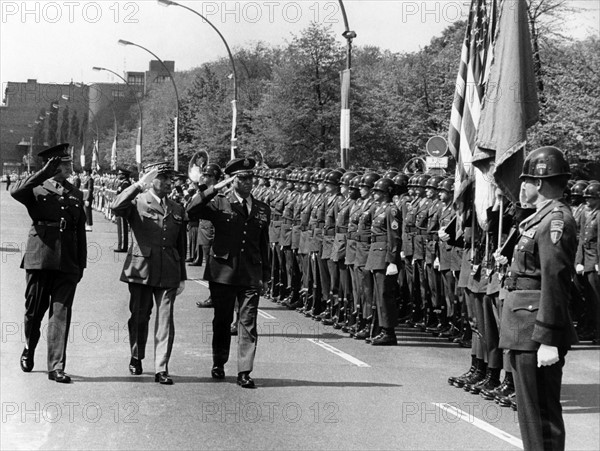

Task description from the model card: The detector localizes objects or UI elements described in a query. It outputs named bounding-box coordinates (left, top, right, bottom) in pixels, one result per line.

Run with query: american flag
left=448, top=0, right=497, bottom=228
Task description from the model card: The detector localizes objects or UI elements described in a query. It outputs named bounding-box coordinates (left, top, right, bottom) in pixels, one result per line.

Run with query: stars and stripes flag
left=448, top=0, right=497, bottom=229
left=92, top=139, right=100, bottom=172
left=340, top=69, right=351, bottom=168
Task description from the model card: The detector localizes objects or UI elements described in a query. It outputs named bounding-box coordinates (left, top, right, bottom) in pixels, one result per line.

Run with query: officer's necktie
left=242, top=199, right=249, bottom=217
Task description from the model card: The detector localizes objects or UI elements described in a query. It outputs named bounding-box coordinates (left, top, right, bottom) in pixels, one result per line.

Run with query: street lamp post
left=93, top=66, right=144, bottom=171
left=338, top=0, right=356, bottom=169
left=157, top=0, right=238, bottom=159
left=118, top=39, right=180, bottom=171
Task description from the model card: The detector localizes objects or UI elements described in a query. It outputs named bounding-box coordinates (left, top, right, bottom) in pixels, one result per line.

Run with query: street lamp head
left=342, top=30, right=357, bottom=40
left=92, top=66, right=104, bottom=71
left=157, top=0, right=177, bottom=6
left=118, top=39, right=134, bottom=46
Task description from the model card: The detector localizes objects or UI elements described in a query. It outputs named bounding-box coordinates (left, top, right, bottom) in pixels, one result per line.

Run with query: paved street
left=1, top=188, right=599, bottom=450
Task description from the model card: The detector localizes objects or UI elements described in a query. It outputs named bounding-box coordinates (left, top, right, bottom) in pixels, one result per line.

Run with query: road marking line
left=433, top=403, right=523, bottom=449
left=307, top=339, right=371, bottom=367
left=190, top=279, right=276, bottom=319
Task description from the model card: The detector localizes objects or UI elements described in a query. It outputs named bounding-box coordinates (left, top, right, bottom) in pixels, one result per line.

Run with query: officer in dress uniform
left=498, top=147, right=578, bottom=451
left=114, top=168, right=132, bottom=253
left=11, top=143, right=87, bottom=383
left=111, top=163, right=187, bottom=385
left=82, top=168, right=94, bottom=232
left=186, top=157, right=270, bottom=389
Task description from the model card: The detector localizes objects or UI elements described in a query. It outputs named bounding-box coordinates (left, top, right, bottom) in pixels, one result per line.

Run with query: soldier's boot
left=469, top=367, right=500, bottom=395
left=371, top=328, right=398, bottom=346
left=341, top=307, right=356, bottom=333
left=426, top=308, right=443, bottom=333
left=354, top=318, right=371, bottom=340
left=415, top=308, right=433, bottom=331
left=498, top=392, right=517, bottom=410
left=333, top=301, right=346, bottom=329
left=453, top=319, right=472, bottom=346
left=448, top=355, right=477, bottom=387
left=454, top=358, right=484, bottom=388
left=482, top=371, right=512, bottom=401
left=463, top=360, right=488, bottom=391
left=493, top=372, right=515, bottom=403
left=322, top=295, right=339, bottom=325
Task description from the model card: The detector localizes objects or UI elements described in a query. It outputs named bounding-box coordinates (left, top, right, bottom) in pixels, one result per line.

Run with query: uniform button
left=163, top=238, right=166, bottom=240
left=528, top=305, right=533, bottom=310
left=61, top=206, right=65, bottom=210
left=242, top=240, right=246, bottom=244
left=241, top=249, right=245, bottom=252
left=243, top=231, right=247, bottom=235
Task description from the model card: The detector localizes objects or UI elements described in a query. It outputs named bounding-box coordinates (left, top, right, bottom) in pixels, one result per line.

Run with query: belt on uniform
left=336, top=226, right=348, bottom=233
left=283, top=218, right=294, bottom=225
left=33, top=219, right=72, bottom=231
left=583, top=241, right=597, bottom=249
left=324, top=229, right=336, bottom=236
left=504, top=277, right=541, bottom=292
left=300, top=225, right=309, bottom=231
left=424, top=234, right=437, bottom=241
left=370, top=235, right=387, bottom=243
left=405, top=226, right=417, bottom=233
left=272, top=214, right=282, bottom=220
left=355, top=235, right=370, bottom=243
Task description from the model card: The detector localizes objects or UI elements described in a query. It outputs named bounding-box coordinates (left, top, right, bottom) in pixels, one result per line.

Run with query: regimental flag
left=230, top=100, right=237, bottom=160
left=135, top=126, right=142, bottom=165
left=474, top=0, right=540, bottom=205
left=110, top=135, right=117, bottom=171
left=92, top=139, right=100, bottom=172
left=80, top=143, right=85, bottom=169
left=448, top=0, right=497, bottom=229
left=340, top=69, right=351, bottom=168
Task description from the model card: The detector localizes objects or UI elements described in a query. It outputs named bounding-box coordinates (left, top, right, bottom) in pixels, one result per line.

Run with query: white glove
left=576, top=264, right=585, bottom=275
left=596, top=264, right=599, bottom=274
left=136, top=167, right=159, bottom=190
left=438, top=230, right=450, bottom=242
left=84, top=201, right=90, bottom=207
left=433, top=257, right=440, bottom=269
left=176, top=281, right=185, bottom=296
left=537, top=344, right=559, bottom=367
left=214, top=176, right=236, bottom=191
left=494, top=249, right=508, bottom=266
left=400, top=251, right=406, bottom=259
left=386, top=263, right=398, bottom=276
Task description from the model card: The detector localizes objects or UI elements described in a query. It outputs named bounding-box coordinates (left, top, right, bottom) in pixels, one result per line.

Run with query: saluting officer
left=186, top=157, right=270, bottom=389
left=498, top=146, right=578, bottom=451
left=111, top=163, right=187, bottom=385
left=11, top=143, right=87, bottom=383
left=114, top=167, right=132, bottom=253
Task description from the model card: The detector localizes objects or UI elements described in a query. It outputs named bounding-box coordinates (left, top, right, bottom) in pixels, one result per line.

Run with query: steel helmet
left=408, top=174, right=422, bottom=188
left=384, top=169, right=399, bottom=180
left=520, top=146, right=571, bottom=179
left=359, top=172, right=381, bottom=189
left=372, top=178, right=395, bottom=195
left=417, top=174, right=432, bottom=187
left=340, top=171, right=358, bottom=186
left=202, top=163, right=222, bottom=180
left=325, top=170, right=344, bottom=185
left=349, top=174, right=362, bottom=189
left=583, top=182, right=600, bottom=199
left=571, top=180, right=590, bottom=197
left=393, top=174, right=410, bottom=194
left=425, top=175, right=445, bottom=189
left=438, top=177, right=455, bottom=192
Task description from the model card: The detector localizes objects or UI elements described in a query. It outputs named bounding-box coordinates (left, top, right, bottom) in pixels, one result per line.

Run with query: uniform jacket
left=364, top=201, right=402, bottom=271
left=187, top=187, right=270, bottom=288
left=345, top=197, right=365, bottom=266
left=413, top=197, right=433, bottom=260
left=82, top=176, right=94, bottom=202
left=321, top=192, right=343, bottom=259
left=308, top=193, right=326, bottom=254
left=11, top=169, right=87, bottom=275
left=401, top=198, right=419, bottom=257
left=331, top=196, right=356, bottom=262
left=575, top=207, right=599, bottom=271
left=112, top=185, right=187, bottom=288
left=291, top=192, right=309, bottom=250
left=280, top=190, right=300, bottom=247
left=499, top=199, right=578, bottom=351
left=354, top=198, right=376, bottom=267
left=438, top=203, right=457, bottom=271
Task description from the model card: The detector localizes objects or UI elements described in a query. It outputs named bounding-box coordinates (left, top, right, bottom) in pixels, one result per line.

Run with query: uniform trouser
left=318, top=257, right=331, bottom=302
left=84, top=205, right=93, bottom=226
left=283, top=247, right=300, bottom=298
left=402, top=256, right=416, bottom=301
left=482, top=293, right=502, bottom=369
left=327, top=259, right=340, bottom=297
left=415, top=259, right=430, bottom=310
left=425, top=262, right=441, bottom=308
left=372, top=270, right=399, bottom=329
left=270, top=243, right=281, bottom=293
left=338, top=261, right=351, bottom=306
left=440, top=269, right=457, bottom=315
left=357, top=266, right=374, bottom=319
left=24, top=270, right=78, bottom=372
left=116, top=216, right=130, bottom=251
left=209, top=282, right=259, bottom=373
left=473, top=292, right=487, bottom=363
left=510, top=351, right=566, bottom=451
left=127, top=284, right=177, bottom=373
left=300, top=253, right=311, bottom=291
left=187, top=224, right=198, bottom=260
left=583, top=271, right=600, bottom=337
left=349, top=265, right=361, bottom=312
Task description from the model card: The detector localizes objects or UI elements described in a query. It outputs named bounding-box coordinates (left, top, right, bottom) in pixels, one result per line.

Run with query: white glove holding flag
left=438, top=229, right=450, bottom=242
left=537, top=344, right=559, bottom=367
left=386, top=263, right=398, bottom=276
left=433, top=258, right=440, bottom=270
left=494, top=249, right=508, bottom=266
left=576, top=264, right=585, bottom=275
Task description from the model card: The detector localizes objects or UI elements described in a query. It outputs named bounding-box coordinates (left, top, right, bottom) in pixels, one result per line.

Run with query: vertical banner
left=174, top=116, right=179, bottom=171
left=80, top=143, right=85, bottom=169
left=135, top=126, right=142, bottom=166
left=231, top=99, right=238, bottom=160
left=340, top=69, right=351, bottom=169
left=92, top=139, right=100, bottom=172
left=111, top=137, right=117, bottom=171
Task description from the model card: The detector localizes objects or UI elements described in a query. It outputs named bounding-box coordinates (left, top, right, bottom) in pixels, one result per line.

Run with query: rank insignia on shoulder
left=391, top=220, right=399, bottom=230
left=550, top=219, right=564, bottom=244
left=173, top=214, right=182, bottom=221
left=523, top=229, right=536, bottom=239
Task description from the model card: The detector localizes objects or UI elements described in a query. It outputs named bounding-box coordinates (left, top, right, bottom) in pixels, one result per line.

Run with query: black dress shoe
left=211, top=366, right=225, bottom=379
left=155, top=371, right=173, bottom=385
left=20, top=348, right=34, bottom=372
left=129, top=358, right=143, bottom=375
left=237, top=372, right=255, bottom=388
left=48, top=370, right=71, bottom=383
left=371, top=332, right=398, bottom=346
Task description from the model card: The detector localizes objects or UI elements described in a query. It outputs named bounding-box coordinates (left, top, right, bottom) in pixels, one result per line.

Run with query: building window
left=128, top=74, right=144, bottom=85
left=112, top=90, right=126, bottom=99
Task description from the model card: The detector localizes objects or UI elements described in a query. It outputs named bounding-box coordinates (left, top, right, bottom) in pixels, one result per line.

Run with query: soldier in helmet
left=497, top=146, right=578, bottom=450
left=114, top=168, right=133, bottom=253
left=575, top=181, right=600, bottom=344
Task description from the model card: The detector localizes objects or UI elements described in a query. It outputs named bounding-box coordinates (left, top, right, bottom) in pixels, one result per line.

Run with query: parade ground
left=1, top=188, right=599, bottom=450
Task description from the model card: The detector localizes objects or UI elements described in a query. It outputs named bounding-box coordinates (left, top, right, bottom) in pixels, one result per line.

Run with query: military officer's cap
left=143, top=162, right=178, bottom=177
left=117, top=167, right=132, bottom=176
left=38, top=143, right=71, bottom=162
left=225, top=157, right=256, bottom=176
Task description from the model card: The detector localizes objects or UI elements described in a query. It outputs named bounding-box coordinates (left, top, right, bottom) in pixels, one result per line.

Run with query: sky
left=1, top=0, right=599, bottom=91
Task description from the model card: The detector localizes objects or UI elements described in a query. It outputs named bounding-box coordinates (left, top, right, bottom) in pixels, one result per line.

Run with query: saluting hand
left=214, top=176, right=235, bottom=191
left=136, top=168, right=159, bottom=191
left=42, top=157, right=62, bottom=177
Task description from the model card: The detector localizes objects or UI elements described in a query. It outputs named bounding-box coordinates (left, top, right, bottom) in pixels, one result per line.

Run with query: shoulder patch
left=550, top=219, right=564, bottom=244
left=391, top=220, right=399, bottom=230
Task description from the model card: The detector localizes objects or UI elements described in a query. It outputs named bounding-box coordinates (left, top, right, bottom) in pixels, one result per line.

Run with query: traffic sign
left=426, top=136, right=448, bottom=157
left=426, top=156, right=448, bottom=169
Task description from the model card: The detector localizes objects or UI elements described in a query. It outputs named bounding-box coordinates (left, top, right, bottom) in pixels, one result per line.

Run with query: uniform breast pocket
left=516, top=239, right=536, bottom=274
left=141, top=211, right=159, bottom=222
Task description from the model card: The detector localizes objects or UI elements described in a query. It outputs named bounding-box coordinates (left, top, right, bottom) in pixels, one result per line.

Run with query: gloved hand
left=136, top=167, right=159, bottom=190
left=176, top=280, right=185, bottom=296
left=433, top=257, right=440, bottom=269
left=576, top=264, right=585, bottom=275
left=214, top=176, right=235, bottom=191
left=400, top=251, right=406, bottom=259
left=84, top=201, right=90, bottom=208
left=596, top=264, right=599, bottom=274
left=42, top=156, right=62, bottom=177
left=494, top=249, right=508, bottom=266
left=438, top=229, right=450, bottom=242
left=386, top=263, right=398, bottom=276
left=537, top=344, right=559, bottom=367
